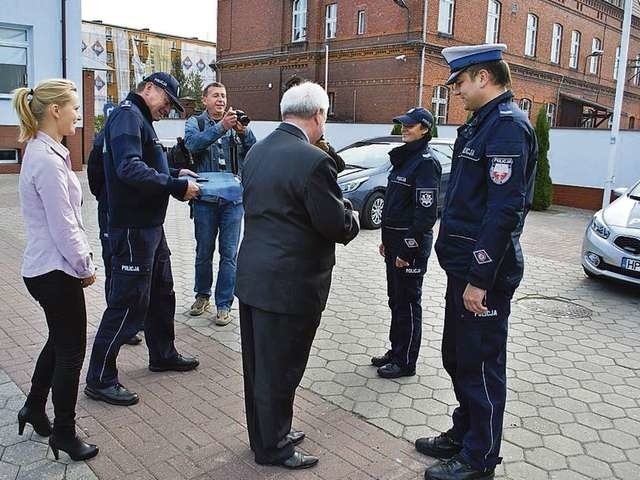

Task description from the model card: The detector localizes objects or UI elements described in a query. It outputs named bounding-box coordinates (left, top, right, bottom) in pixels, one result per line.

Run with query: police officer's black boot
left=424, top=456, right=494, bottom=480
left=370, top=350, right=392, bottom=367
left=415, top=430, right=462, bottom=458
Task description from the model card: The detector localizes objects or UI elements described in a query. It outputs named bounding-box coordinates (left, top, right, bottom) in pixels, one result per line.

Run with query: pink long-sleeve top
left=19, top=131, right=95, bottom=279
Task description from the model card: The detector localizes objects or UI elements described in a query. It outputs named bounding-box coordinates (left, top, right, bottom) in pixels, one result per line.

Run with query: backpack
left=167, top=117, right=205, bottom=169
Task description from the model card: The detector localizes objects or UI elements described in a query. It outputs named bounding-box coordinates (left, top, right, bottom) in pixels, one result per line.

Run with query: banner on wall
left=81, top=23, right=108, bottom=115
left=181, top=42, right=216, bottom=86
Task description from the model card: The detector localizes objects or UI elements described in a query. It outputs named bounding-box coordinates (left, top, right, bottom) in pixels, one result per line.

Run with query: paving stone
left=567, top=455, right=613, bottom=479
left=378, top=393, right=412, bottom=409
left=16, top=459, right=65, bottom=480
left=503, top=428, right=543, bottom=449
left=504, top=461, right=549, bottom=480
left=0, top=461, right=19, bottom=480
left=612, top=462, right=640, bottom=480
left=584, top=441, right=627, bottom=463
left=524, top=447, right=568, bottom=471
left=1, top=441, right=48, bottom=466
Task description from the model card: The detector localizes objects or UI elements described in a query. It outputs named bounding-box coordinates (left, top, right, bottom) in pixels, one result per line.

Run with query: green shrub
left=532, top=105, right=553, bottom=210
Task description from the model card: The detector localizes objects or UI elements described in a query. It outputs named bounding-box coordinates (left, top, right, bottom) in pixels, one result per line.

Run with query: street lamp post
left=393, top=0, right=411, bottom=41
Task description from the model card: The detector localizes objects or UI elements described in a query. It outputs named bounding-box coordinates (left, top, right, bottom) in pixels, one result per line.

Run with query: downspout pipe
left=61, top=0, right=67, bottom=78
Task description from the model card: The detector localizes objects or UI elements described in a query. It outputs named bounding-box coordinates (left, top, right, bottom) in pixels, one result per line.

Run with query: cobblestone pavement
left=1, top=172, right=639, bottom=479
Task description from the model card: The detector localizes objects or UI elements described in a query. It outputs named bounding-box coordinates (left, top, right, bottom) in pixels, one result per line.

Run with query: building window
left=525, top=14, right=538, bottom=57
left=357, top=10, right=366, bottom=35
left=551, top=23, right=562, bottom=64
left=634, top=54, right=640, bottom=86
left=325, top=4, right=337, bottom=39
left=106, top=52, right=114, bottom=64
left=328, top=91, right=335, bottom=115
left=613, top=45, right=620, bottom=80
left=0, top=26, right=29, bottom=94
left=292, top=0, right=307, bottom=42
left=0, top=149, right=19, bottom=164
left=547, top=103, right=556, bottom=127
left=569, top=30, right=581, bottom=69
left=105, top=27, right=112, bottom=41
left=519, top=98, right=532, bottom=118
left=431, top=86, right=449, bottom=124
left=589, top=37, right=602, bottom=74
left=630, top=116, right=635, bottom=129
left=106, top=71, right=114, bottom=84
left=485, top=1, right=501, bottom=43
left=438, top=0, right=455, bottom=35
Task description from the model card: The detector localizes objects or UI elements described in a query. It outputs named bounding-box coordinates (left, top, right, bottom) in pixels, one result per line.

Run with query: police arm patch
left=416, top=188, right=437, bottom=208
left=404, top=238, right=419, bottom=249
left=473, top=249, right=493, bottom=264
left=488, top=157, right=514, bottom=185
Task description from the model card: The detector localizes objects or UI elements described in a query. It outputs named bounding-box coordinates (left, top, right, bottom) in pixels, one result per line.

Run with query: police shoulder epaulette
left=120, top=100, right=132, bottom=109
left=498, top=102, right=514, bottom=118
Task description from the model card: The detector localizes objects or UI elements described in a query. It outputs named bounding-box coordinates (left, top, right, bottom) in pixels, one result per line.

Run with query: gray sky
left=82, top=0, right=216, bottom=42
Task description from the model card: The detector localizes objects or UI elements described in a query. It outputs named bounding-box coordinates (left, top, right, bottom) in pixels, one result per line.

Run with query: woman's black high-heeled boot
left=17, top=405, right=53, bottom=437
left=49, top=433, right=99, bottom=461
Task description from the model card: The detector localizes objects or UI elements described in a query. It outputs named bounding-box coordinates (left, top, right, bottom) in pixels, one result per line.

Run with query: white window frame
left=485, top=1, right=501, bottom=44
left=328, top=91, right=335, bottom=115
left=519, top=98, right=532, bottom=118
left=569, top=30, right=581, bottom=69
left=634, top=54, right=640, bottom=86
left=0, top=149, right=19, bottom=164
left=525, top=14, right=538, bottom=57
left=590, top=37, right=602, bottom=74
left=292, top=0, right=307, bottom=42
left=357, top=10, right=366, bottom=35
left=325, top=4, right=337, bottom=39
left=431, top=86, right=449, bottom=125
left=547, top=103, right=556, bottom=127
left=551, top=23, right=562, bottom=64
left=0, top=25, right=30, bottom=96
left=613, top=45, right=620, bottom=80
left=438, top=0, right=455, bottom=35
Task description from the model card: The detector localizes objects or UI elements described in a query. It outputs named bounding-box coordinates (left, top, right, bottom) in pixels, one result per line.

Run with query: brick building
left=217, top=0, right=640, bottom=129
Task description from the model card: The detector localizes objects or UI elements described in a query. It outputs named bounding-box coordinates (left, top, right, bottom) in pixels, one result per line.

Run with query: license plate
left=621, top=257, right=640, bottom=272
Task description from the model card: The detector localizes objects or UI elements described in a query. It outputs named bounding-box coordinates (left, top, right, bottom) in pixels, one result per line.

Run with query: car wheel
left=362, top=192, right=384, bottom=229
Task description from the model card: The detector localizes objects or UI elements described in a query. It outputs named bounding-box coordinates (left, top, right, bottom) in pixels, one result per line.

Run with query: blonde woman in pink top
left=13, top=79, right=99, bottom=462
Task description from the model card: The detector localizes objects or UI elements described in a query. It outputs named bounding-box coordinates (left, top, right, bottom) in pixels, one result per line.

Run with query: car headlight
left=339, top=177, right=369, bottom=193
left=590, top=213, right=611, bottom=239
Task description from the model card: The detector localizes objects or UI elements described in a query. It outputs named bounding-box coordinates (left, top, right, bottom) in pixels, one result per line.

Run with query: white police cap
left=442, top=43, right=507, bottom=85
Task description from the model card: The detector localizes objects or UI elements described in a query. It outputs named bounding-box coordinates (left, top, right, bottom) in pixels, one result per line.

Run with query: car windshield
left=340, top=142, right=400, bottom=169
left=628, top=182, right=640, bottom=200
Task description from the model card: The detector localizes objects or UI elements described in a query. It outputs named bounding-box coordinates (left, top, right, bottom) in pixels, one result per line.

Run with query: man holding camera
left=184, top=82, right=256, bottom=325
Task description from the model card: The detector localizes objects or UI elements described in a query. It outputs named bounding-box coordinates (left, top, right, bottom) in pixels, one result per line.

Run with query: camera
left=234, top=109, right=251, bottom=126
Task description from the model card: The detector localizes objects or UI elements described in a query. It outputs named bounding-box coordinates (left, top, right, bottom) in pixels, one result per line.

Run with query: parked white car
left=581, top=180, right=640, bottom=286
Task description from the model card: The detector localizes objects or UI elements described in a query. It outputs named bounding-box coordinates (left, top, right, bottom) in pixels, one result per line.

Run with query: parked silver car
left=581, top=180, right=640, bottom=286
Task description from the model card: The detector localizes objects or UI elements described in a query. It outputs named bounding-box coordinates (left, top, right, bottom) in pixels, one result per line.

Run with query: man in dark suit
left=236, top=82, right=360, bottom=469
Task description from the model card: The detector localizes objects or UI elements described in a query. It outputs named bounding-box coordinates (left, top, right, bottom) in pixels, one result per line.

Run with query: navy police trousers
left=442, top=275, right=513, bottom=471
left=384, top=231, right=430, bottom=370
left=86, top=226, right=178, bottom=388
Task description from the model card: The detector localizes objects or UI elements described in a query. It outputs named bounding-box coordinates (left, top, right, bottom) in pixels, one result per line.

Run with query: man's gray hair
left=280, top=82, right=329, bottom=119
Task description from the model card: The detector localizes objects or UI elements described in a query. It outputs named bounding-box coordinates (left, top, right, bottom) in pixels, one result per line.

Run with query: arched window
left=431, top=86, right=449, bottom=124
left=292, top=0, right=307, bottom=42
left=630, top=116, right=635, bottom=129
left=551, top=24, right=563, bottom=63
left=519, top=98, right=532, bottom=118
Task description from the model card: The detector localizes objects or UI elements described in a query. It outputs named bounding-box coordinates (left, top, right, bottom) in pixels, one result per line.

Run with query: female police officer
left=372, top=107, right=441, bottom=379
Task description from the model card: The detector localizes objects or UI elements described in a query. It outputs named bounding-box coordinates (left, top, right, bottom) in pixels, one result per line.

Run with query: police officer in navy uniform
left=414, top=45, right=538, bottom=480
left=85, top=73, right=201, bottom=406
left=372, top=107, right=441, bottom=379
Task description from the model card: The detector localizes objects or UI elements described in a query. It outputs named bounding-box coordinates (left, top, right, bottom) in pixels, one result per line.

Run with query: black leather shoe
left=125, top=334, right=142, bottom=346
left=149, top=354, right=199, bottom=372
left=281, top=451, right=319, bottom=469
left=415, top=431, right=462, bottom=459
left=377, top=363, right=415, bottom=379
left=49, top=434, right=99, bottom=461
left=371, top=350, right=392, bottom=367
left=287, top=430, right=305, bottom=446
left=425, top=456, right=494, bottom=479
left=84, top=384, right=139, bottom=406
left=18, top=406, right=52, bottom=436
